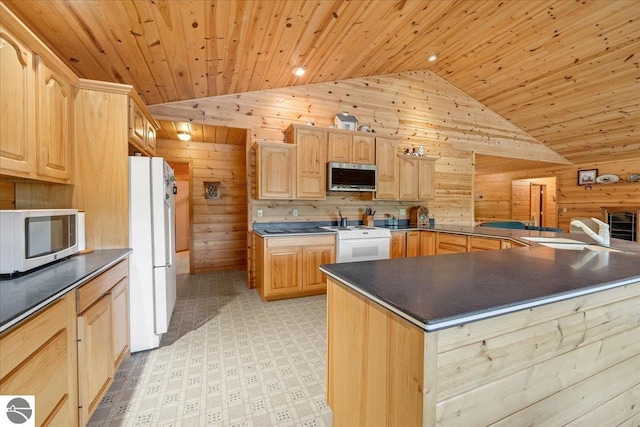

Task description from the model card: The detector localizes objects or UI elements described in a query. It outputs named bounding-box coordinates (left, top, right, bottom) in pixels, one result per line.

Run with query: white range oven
left=322, top=226, right=391, bottom=263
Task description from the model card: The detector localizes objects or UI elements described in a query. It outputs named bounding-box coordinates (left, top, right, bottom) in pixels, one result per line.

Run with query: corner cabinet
left=255, top=234, right=335, bottom=301
left=0, top=291, right=79, bottom=427
left=255, top=142, right=296, bottom=199
left=0, top=16, right=75, bottom=184
left=285, top=125, right=327, bottom=199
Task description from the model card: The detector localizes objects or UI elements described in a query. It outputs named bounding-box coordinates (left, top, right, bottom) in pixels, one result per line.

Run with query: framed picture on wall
left=578, top=169, right=598, bottom=185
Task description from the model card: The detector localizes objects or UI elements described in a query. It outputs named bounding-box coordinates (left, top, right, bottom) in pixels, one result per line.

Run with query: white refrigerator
left=129, top=156, right=177, bottom=352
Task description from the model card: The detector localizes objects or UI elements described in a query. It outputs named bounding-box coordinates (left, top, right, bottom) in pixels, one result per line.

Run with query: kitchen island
left=320, top=230, right=640, bottom=426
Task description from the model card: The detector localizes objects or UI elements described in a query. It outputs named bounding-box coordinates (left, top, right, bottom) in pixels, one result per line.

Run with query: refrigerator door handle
left=165, top=200, right=173, bottom=268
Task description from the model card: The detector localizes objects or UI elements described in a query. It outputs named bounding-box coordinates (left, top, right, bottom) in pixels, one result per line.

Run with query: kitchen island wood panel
left=327, top=277, right=640, bottom=426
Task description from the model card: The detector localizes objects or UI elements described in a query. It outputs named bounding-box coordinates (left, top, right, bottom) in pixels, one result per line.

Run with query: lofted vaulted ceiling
left=4, top=0, right=639, bottom=170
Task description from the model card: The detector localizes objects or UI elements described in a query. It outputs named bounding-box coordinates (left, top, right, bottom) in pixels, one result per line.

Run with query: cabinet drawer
left=437, top=233, right=468, bottom=253
left=0, top=297, right=66, bottom=377
left=469, top=236, right=503, bottom=251
left=77, top=259, right=128, bottom=313
left=265, top=235, right=335, bottom=248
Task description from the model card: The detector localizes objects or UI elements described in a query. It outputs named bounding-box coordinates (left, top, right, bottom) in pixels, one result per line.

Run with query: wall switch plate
left=399, top=208, right=406, bottom=215
left=293, top=209, right=299, bottom=217
left=257, top=209, right=263, bottom=218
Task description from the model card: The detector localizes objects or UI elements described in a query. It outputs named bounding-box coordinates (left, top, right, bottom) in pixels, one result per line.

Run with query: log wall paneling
left=475, top=158, right=640, bottom=231
left=156, top=136, right=248, bottom=274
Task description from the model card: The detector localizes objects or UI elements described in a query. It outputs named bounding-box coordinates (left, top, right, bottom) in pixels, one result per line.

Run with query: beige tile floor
left=88, top=252, right=332, bottom=426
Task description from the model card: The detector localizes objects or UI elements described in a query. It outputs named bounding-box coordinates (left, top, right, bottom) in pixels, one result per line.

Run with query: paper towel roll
left=78, top=211, right=86, bottom=251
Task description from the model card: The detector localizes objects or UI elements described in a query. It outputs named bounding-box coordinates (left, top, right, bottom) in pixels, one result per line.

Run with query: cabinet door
left=390, top=232, right=406, bottom=258
left=418, top=158, right=436, bottom=200
left=0, top=29, right=35, bottom=177
left=399, top=156, right=419, bottom=200
left=111, top=277, right=130, bottom=371
left=375, top=137, right=399, bottom=200
left=406, top=231, right=421, bottom=257
left=420, top=231, right=436, bottom=256
left=303, top=245, right=335, bottom=291
left=296, top=128, right=326, bottom=199
left=37, top=57, right=72, bottom=182
left=351, top=134, right=375, bottom=164
left=77, top=295, right=113, bottom=427
left=327, top=132, right=351, bottom=163
left=128, top=98, right=146, bottom=151
left=257, top=143, right=295, bottom=199
left=145, top=121, right=157, bottom=155
left=265, top=248, right=303, bottom=297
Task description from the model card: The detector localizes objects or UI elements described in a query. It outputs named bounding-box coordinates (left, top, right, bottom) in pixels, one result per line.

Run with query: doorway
left=511, top=177, right=558, bottom=227
left=530, top=184, right=546, bottom=227
left=168, top=161, right=190, bottom=253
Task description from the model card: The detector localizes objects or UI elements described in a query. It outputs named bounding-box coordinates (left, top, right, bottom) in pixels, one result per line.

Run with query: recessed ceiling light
left=428, top=54, right=438, bottom=62
left=177, top=130, right=191, bottom=141
left=293, top=67, right=306, bottom=76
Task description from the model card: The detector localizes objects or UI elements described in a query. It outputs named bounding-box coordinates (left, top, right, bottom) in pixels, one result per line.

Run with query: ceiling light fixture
left=293, top=67, right=306, bottom=76
left=428, top=54, right=438, bottom=62
left=177, top=130, right=191, bottom=141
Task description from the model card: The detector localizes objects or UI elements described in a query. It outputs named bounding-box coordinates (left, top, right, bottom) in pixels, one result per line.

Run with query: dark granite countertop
left=320, top=227, right=640, bottom=332
left=0, top=249, right=132, bottom=333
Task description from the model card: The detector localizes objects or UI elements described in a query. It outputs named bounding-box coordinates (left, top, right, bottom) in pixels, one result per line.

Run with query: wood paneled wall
left=475, top=158, right=640, bottom=231
left=0, top=180, right=15, bottom=209
left=156, top=137, right=247, bottom=274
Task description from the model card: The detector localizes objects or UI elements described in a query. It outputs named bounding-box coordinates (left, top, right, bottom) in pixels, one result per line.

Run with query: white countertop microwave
left=0, top=209, right=79, bottom=275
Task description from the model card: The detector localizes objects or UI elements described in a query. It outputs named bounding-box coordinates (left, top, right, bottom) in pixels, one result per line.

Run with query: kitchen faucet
left=570, top=217, right=610, bottom=247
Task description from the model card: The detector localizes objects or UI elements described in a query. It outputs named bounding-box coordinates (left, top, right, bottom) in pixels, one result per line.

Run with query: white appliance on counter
left=129, top=156, right=177, bottom=352
left=321, top=225, right=390, bottom=263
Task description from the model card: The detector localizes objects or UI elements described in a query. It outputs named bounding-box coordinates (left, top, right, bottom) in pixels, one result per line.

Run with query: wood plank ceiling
left=5, top=0, right=639, bottom=171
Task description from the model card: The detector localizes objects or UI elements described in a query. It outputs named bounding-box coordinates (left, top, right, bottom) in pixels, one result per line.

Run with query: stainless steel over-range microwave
left=327, top=162, right=377, bottom=192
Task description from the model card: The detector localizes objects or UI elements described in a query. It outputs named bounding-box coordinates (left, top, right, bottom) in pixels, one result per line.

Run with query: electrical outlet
left=399, top=208, right=406, bottom=215
left=293, top=209, right=299, bottom=217
left=257, top=209, right=263, bottom=218
left=562, top=208, right=568, bottom=213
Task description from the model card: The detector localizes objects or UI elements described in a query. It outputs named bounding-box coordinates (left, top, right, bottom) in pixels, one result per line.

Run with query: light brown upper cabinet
left=36, top=57, right=73, bottom=182
left=374, top=137, right=400, bottom=200
left=327, top=132, right=375, bottom=164
left=128, top=94, right=158, bottom=157
left=0, top=25, right=74, bottom=184
left=255, top=141, right=296, bottom=199
left=399, top=155, right=437, bottom=201
left=285, top=125, right=327, bottom=200
left=0, top=28, right=35, bottom=177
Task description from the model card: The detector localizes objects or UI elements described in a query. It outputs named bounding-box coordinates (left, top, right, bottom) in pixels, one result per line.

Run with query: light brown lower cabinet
left=255, top=234, right=335, bottom=301
left=77, top=295, right=112, bottom=426
left=76, top=258, right=129, bottom=426
left=0, top=291, right=78, bottom=427
left=392, top=230, right=516, bottom=258
left=390, top=232, right=407, bottom=258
